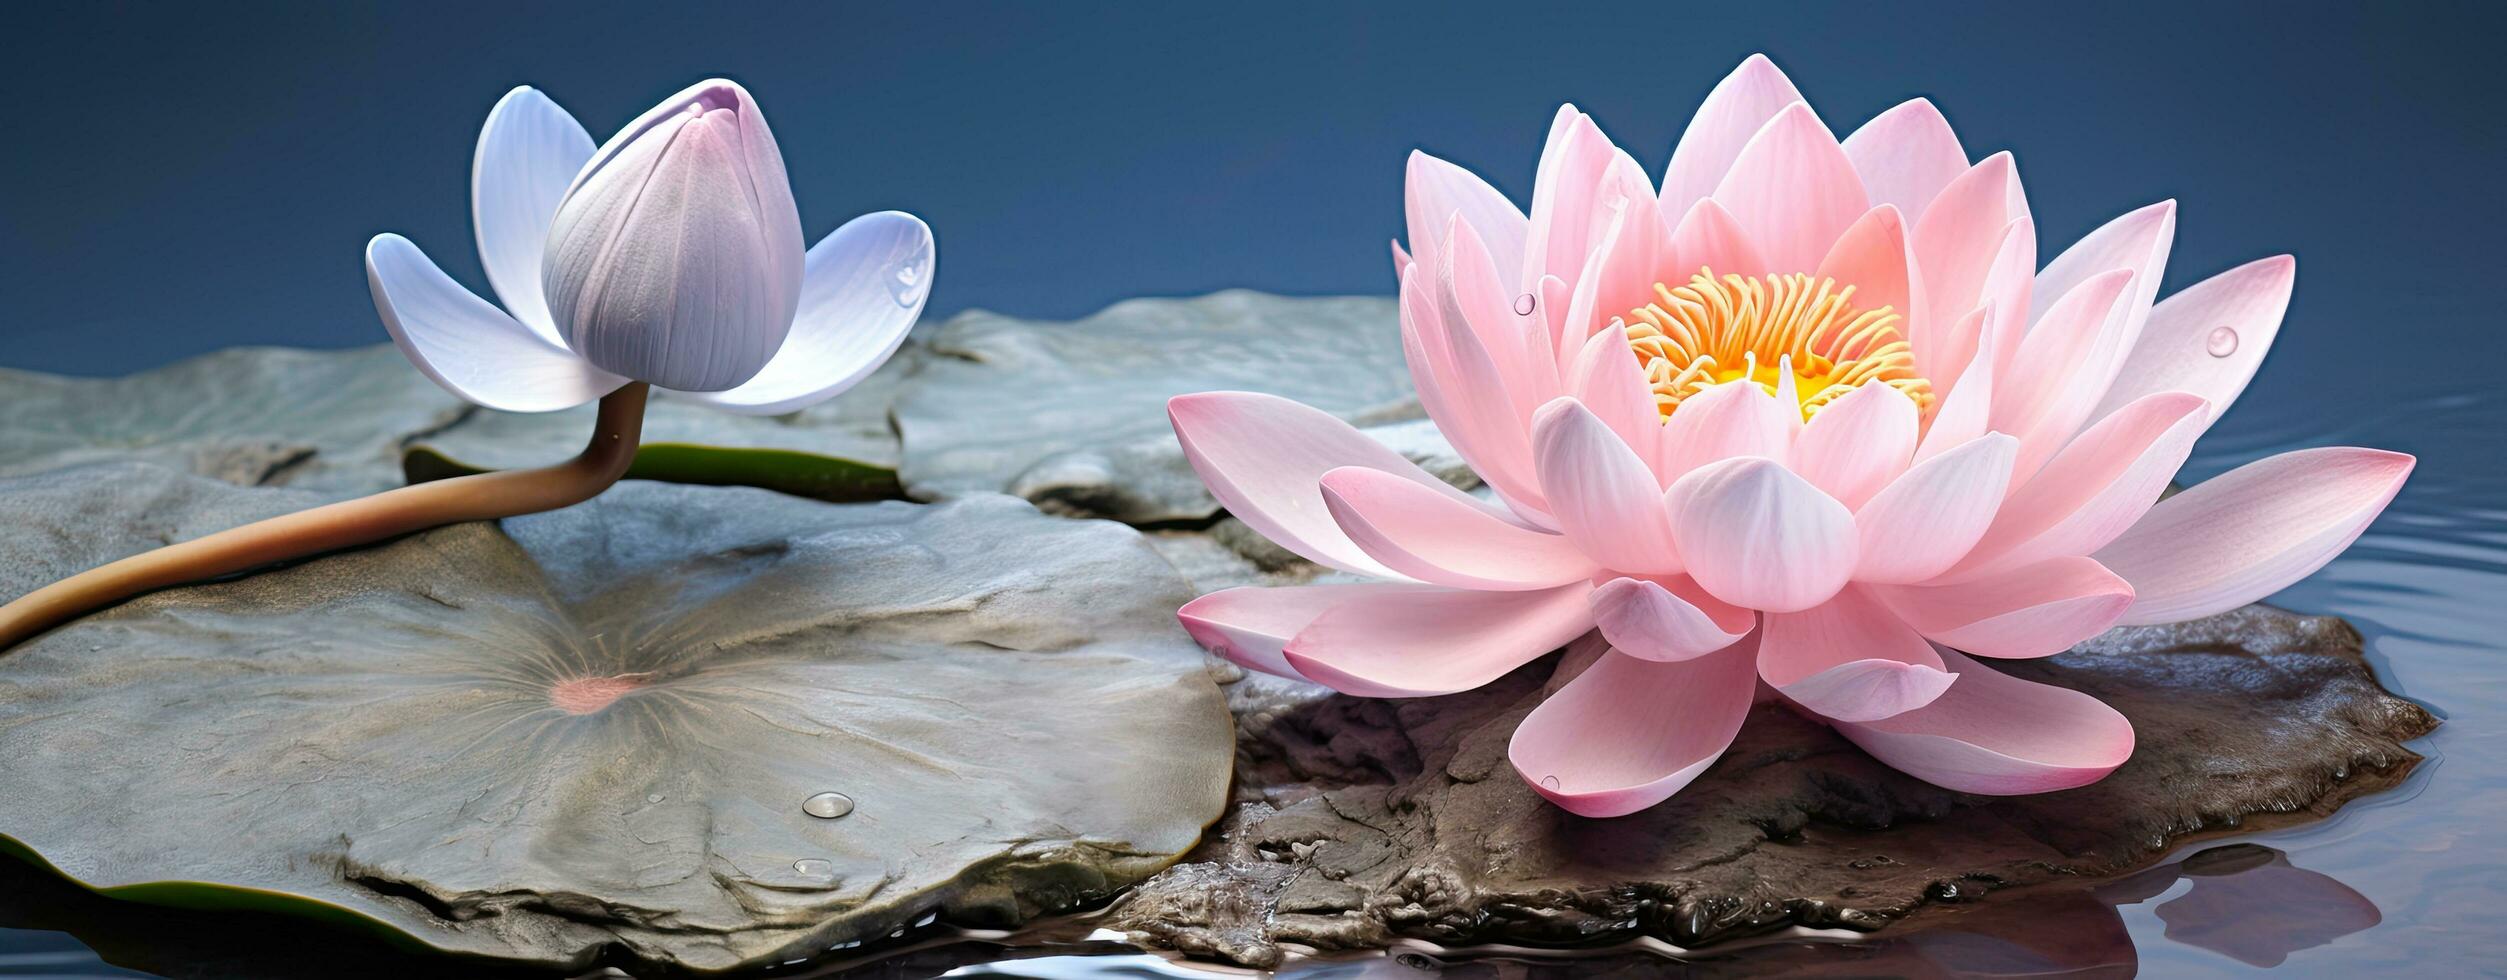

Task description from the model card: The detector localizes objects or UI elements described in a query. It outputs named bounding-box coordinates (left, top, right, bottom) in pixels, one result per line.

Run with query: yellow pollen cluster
left=1624, top=268, right=1934, bottom=422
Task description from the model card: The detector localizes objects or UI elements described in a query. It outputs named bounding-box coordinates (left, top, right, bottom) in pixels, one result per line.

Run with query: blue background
left=5, top=0, right=2501, bottom=398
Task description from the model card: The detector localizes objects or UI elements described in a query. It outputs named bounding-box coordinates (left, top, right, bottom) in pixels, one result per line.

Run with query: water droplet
left=889, top=258, right=930, bottom=307
left=793, top=858, right=835, bottom=877
left=1540, top=775, right=1561, bottom=790
left=2205, top=325, right=2239, bottom=357
left=646, top=793, right=664, bottom=804
left=802, top=791, right=855, bottom=819
left=1513, top=293, right=1536, bottom=316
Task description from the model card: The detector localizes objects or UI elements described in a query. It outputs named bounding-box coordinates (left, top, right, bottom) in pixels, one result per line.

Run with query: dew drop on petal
left=1514, top=293, right=1537, bottom=316
left=802, top=791, right=855, bottom=819
left=2206, top=326, right=2239, bottom=357
left=646, top=793, right=664, bottom=804
left=1540, top=775, right=1561, bottom=790
left=793, top=858, right=835, bottom=877
left=889, top=245, right=933, bottom=308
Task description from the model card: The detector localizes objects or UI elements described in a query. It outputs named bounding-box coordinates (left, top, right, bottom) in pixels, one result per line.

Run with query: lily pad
left=0, top=338, right=921, bottom=503
left=0, top=345, right=467, bottom=492
left=892, top=291, right=1469, bottom=523
left=1111, top=605, right=2435, bottom=967
left=0, top=462, right=1234, bottom=973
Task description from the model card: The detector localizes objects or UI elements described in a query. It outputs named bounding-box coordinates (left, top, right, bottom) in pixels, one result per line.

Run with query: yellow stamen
left=1624, top=268, right=1933, bottom=422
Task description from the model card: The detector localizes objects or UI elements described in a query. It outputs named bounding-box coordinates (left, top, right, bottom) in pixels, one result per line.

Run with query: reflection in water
left=0, top=842, right=2378, bottom=978
left=827, top=846, right=2364, bottom=979
left=2109, top=845, right=2381, bottom=969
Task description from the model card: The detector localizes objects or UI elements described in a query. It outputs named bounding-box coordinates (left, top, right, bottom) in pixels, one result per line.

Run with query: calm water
left=3, top=386, right=2502, bottom=976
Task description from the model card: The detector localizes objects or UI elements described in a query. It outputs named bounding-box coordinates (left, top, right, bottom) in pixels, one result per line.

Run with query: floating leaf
left=0, top=463, right=1233, bottom=973
left=0, top=346, right=466, bottom=491
left=891, top=292, right=1474, bottom=522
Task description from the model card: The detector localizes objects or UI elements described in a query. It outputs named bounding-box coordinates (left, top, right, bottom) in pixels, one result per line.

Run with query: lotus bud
left=541, top=79, right=806, bottom=392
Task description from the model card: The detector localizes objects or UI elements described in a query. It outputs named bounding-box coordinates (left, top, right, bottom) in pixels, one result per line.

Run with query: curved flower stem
left=0, top=383, right=651, bottom=652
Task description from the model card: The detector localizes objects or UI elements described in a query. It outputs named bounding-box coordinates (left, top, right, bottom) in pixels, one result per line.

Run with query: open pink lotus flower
left=1170, top=55, right=2413, bottom=818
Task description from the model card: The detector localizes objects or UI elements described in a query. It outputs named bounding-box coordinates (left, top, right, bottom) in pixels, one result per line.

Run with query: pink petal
left=1833, top=648, right=2134, bottom=795
left=1543, top=629, right=1614, bottom=695
left=1443, top=216, right=1557, bottom=425
left=1169, top=390, right=1484, bottom=578
left=1658, top=380, right=1795, bottom=479
left=1927, top=219, right=2035, bottom=393
left=1531, top=398, right=1680, bottom=574
left=2091, top=255, right=2295, bottom=425
left=1588, top=151, right=1668, bottom=322
left=1667, top=456, right=1857, bottom=612
left=1389, top=238, right=1410, bottom=274
left=1841, top=98, right=1968, bottom=223
left=1712, top=102, right=1869, bottom=274
left=1509, top=640, right=1759, bottom=817
left=1589, top=575, right=1754, bottom=662
left=1662, top=197, right=1770, bottom=280
left=1792, top=381, right=1918, bottom=510
left=1872, top=556, right=2134, bottom=658
left=1855, top=432, right=2018, bottom=585
left=2031, top=200, right=2176, bottom=360
left=1661, top=54, right=1807, bottom=216
left=1179, top=583, right=1437, bottom=680
left=1991, top=268, right=2141, bottom=479
left=1959, top=392, right=2209, bottom=578
left=1534, top=272, right=1576, bottom=363
left=1552, top=192, right=1648, bottom=368
left=1815, top=205, right=1923, bottom=353
left=1566, top=326, right=1666, bottom=477
left=1760, top=587, right=1954, bottom=722
left=2098, top=448, right=2414, bottom=625
left=1401, top=265, right=1499, bottom=492
left=1913, top=328, right=1996, bottom=465
left=1320, top=465, right=1597, bottom=591
left=1522, top=106, right=1619, bottom=289
left=1405, top=150, right=1527, bottom=292
left=1402, top=263, right=1551, bottom=519
left=1910, top=153, right=2028, bottom=371
left=1285, top=584, right=1596, bottom=698
left=1974, top=218, right=2037, bottom=383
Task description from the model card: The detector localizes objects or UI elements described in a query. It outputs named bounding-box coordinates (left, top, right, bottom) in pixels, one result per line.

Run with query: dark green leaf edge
left=404, top=442, right=904, bottom=503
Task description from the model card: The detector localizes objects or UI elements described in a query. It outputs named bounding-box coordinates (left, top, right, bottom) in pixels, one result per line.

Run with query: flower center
left=1623, top=268, right=1933, bottom=422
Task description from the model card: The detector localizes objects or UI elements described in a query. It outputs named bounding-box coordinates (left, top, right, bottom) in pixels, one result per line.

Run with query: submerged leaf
left=0, top=463, right=1232, bottom=973
left=404, top=441, right=901, bottom=503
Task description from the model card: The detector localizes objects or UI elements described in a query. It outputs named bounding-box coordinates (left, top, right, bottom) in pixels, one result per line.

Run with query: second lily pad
left=0, top=462, right=1234, bottom=973
left=891, top=291, right=1453, bottom=523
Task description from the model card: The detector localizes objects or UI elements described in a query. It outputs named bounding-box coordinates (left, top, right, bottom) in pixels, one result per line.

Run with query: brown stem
left=0, top=383, right=650, bottom=651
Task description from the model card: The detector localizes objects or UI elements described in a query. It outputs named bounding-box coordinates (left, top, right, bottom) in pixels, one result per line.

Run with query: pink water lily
left=1170, top=55, right=2412, bottom=818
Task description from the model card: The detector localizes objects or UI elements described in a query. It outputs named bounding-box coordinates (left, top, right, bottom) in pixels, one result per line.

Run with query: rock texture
left=891, top=291, right=1467, bottom=522
left=1107, top=606, right=2436, bottom=968
left=0, top=463, right=1234, bottom=973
